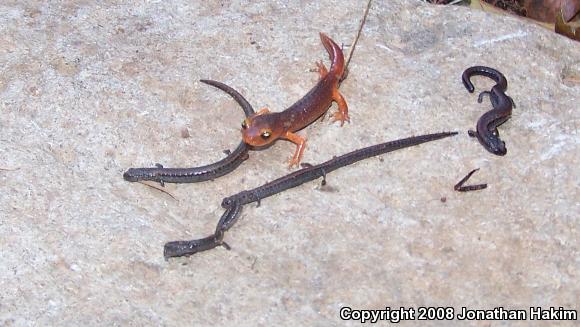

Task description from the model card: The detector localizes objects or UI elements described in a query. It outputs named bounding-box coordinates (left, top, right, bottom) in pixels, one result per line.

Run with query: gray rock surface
left=1, top=0, right=578, bottom=325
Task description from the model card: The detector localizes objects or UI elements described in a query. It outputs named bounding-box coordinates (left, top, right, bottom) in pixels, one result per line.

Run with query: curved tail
left=462, top=66, right=508, bottom=93
left=319, top=32, right=345, bottom=80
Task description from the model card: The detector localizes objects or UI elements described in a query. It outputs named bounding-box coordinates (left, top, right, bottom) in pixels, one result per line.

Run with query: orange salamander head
left=241, top=109, right=284, bottom=147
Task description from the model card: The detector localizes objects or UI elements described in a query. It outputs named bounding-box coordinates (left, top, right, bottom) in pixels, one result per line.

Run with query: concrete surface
left=1, top=0, right=578, bottom=325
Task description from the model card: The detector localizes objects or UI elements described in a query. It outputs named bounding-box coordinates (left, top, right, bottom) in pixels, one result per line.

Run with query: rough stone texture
left=1, top=0, right=578, bottom=325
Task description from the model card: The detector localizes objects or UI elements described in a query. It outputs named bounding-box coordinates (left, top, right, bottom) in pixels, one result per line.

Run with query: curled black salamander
left=462, top=66, right=514, bottom=156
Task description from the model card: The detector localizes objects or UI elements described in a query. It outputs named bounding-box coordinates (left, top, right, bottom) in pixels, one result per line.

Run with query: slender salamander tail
left=461, top=68, right=476, bottom=93
left=407, top=131, right=458, bottom=144
left=319, top=32, right=345, bottom=80
left=414, top=131, right=458, bottom=145
left=462, top=66, right=508, bottom=93
left=199, top=79, right=256, bottom=116
left=428, top=131, right=459, bottom=139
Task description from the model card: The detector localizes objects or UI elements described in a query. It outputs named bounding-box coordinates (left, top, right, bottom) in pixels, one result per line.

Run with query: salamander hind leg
left=330, top=89, right=349, bottom=126
left=284, top=131, right=307, bottom=168
left=316, top=60, right=329, bottom=80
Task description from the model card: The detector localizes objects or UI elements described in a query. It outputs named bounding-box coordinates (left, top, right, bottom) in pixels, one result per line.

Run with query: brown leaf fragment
left=483, top=0, right=527, bottom=16
left=555, top=8, right=580, bottom=40
left=524, top=0, right=580, bottom=23
left=480, top=0, right=579, bottom=23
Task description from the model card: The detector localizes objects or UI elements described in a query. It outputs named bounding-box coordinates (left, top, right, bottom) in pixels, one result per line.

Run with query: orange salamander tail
left=319, top=32, right=345, bottom=80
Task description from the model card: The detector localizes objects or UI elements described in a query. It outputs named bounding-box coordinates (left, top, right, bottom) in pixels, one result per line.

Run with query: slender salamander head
left=241, top=112, right=284, bottom=147
left=485, top=135, right=507, bottom=156
left=123, top=168, right=147, bottom=181
left=477, top=129, right=507, bottom=156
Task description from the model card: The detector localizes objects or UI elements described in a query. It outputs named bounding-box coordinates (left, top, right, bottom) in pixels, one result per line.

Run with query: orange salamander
left=241, top=32, right=349, bottom=168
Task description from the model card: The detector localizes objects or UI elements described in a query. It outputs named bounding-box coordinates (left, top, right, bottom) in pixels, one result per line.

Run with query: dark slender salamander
left=123, top=143, right=249, bottom=186
left=462, top=66, right=514, bottom=156
left=454, top=168, right=487, bottom=192
left=123, top=80, right=255, bottom=185
left=164, top=131, right=458, bottom=258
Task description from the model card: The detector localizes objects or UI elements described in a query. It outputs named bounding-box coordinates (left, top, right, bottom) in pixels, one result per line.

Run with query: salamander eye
left=261, top=130, right=271, bottom=139
left=241, top=120, right=248, bottom=129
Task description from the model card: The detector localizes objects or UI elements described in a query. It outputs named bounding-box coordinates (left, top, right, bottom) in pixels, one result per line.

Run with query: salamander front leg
left=330, top=90, right=350, bottom=126
left=284, top=131, right=307, bottom=168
